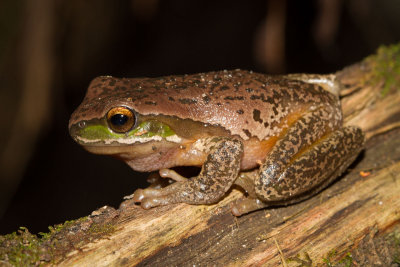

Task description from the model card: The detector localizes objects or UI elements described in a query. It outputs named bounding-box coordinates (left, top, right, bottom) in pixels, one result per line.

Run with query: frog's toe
left=141, top=197, right=161, bottom=209
left=147, top=172, right=175, bottom=189
left=133, top=188, right=164, bottom=202
left=132, top=189, right=145, bottom=202
left=231, top=197, right=268, bottom=216
left=159, top=168, right=188, bottom=182
left=133, top=182, right=183, bottom=203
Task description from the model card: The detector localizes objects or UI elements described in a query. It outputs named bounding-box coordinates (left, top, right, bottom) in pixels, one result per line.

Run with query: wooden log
left=1, top=44, right=400, bottom=266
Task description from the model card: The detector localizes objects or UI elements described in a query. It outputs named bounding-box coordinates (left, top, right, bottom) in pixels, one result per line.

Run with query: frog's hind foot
left=231, top=197, right=269, bottom=216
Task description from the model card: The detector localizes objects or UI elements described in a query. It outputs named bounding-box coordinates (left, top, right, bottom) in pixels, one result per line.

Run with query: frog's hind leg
left=133, top=138, right=243, bottom=209
left=232, top=103, right=364, bottom=216
left=235, top=125, right=363, bottom=217
left=232, top=126, right=364, bottom=216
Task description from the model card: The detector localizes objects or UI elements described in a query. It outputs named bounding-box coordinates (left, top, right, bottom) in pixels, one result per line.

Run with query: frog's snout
left=68, top=123, right=80, bottom=140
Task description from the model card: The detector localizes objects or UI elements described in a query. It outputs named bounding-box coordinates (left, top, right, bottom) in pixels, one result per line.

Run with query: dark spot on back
left=224, top=96, right=244, bottom=101
left=220, top=85, right=230, bottom=91
left=233, top=82, right=241, bottom=91
left=253, top=109, right=263, bottom=123
left=109, top=79, right=116, bottom=86
left=237, top=109, right=244, bottom=115
left=210, top=83, right=218, bottom=91
left=179, top=98, right=197, bottom=105
left=272, top=106, right=279, bottom=116
left=91, top=82, right=102, bottom=89
left=250, top=93, right=274, bottom=104
left=250, top=94, right=259, bottom=100
left=168, top=96, right=175, bottom=101
left=242, top=129, right=252, bottom=138
left=203, top=95, right=211, bottom=104
left=145, top=101, right=157, bottom=105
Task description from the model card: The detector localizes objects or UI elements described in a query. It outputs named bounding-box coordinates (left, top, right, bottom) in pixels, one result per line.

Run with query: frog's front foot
left=133, top=186, right=181, bottom=209
left=132, top=181, right=185, bottom=209
left=133, top=168, right=188, bottom=208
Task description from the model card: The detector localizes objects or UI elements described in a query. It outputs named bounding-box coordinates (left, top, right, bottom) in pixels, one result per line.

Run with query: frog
left=69, top=69, right=364, bottom=216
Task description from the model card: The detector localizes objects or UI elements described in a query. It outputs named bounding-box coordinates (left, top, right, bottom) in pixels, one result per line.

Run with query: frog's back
left=71, top=69, right=340, bottom=140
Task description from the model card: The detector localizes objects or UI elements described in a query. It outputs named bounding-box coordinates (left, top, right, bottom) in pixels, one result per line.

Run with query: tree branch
left=2, top=44, right=400, bottom=267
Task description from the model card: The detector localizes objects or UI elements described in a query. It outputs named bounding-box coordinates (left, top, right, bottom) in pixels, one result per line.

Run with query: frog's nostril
left=78, top=121, right=86, bottom=128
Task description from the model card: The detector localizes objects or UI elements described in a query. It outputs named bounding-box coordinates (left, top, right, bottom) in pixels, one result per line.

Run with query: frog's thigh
left=254, top=107, right=338, bottom=201
left=256, top=126, right=364, bottom=202
left=136, top=138, right=243, bottom=208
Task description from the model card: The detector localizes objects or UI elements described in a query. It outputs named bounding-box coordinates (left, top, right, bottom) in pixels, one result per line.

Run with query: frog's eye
left=106, top=107, right=136, bottom=133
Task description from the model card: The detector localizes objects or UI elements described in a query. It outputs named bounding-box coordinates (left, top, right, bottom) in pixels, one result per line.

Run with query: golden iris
left=106, top=107, right=135, bottom=133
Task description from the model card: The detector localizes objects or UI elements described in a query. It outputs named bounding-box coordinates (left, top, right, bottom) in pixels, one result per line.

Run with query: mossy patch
left=0, top=227, right=46, bottom=266
left=287, top=252, right=313, bottom=266
left=322, top=250, right=353, bottom=267
left=282, top=250, right=354, bottom=266
left=387, top=229, right=400, bottom=265
left=0, top=207, right=117, bottom=266
left=365, top=43, right=400, bottom=96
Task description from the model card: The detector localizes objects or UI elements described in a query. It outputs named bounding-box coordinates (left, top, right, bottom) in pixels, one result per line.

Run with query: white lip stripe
left=76, top=134, right=182, bottom=145
left=166, top=135, right=182, bottom=143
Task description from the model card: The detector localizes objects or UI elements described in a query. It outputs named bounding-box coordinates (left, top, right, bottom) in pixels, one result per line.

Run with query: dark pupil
left=110, top=114, right=128, bottom=126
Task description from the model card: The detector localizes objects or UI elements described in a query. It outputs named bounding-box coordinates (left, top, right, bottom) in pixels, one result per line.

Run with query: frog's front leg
left=232, top=107, right=365, bottom=216
left=133, top=137, right=243, bottom=209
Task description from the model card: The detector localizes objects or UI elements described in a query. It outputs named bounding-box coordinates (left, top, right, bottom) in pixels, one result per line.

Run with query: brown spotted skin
left=69, top=70, right=341, bottom=140
left=69, top=70, right=365, bottom=215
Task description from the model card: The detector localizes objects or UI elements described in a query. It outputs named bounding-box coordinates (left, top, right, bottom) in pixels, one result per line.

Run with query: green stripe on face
left=78, top=120, right=176, bottom=141
left=128, top=120, right=176, bottom=138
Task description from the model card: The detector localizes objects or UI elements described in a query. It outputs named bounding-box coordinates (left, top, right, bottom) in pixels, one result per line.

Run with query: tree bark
left=2, top=44, right=400, bottom=267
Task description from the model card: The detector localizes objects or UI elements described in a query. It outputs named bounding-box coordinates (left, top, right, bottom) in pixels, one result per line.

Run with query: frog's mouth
left=79, top=138, right=182, bottom=162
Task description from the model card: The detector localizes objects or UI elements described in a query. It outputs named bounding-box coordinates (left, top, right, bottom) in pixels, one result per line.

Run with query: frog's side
left=69, top=69, right=364, bottom=216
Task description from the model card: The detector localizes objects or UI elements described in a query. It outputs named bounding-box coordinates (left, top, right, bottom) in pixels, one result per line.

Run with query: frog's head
left=69, top=105, right=181, bottom=146
left=69, top=76, right=185, bottom=156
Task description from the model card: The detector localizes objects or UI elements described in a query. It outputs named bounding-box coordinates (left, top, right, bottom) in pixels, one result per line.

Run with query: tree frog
left=69, top=70, right=364, bottom=216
